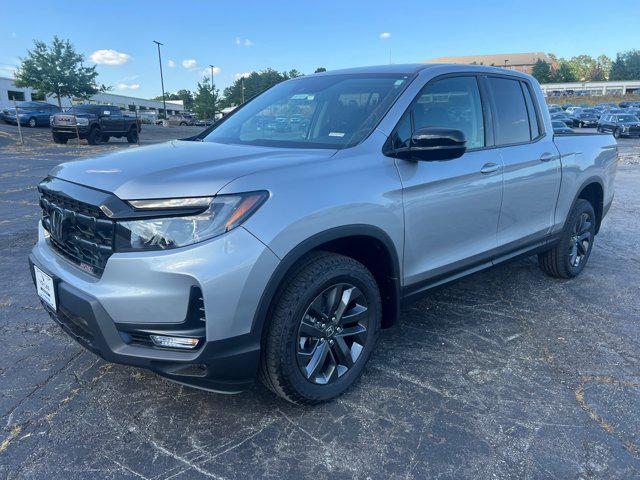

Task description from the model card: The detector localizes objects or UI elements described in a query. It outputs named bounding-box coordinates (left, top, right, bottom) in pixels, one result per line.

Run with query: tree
left=153, top=90, right=195, bottom=110
left=609, top=53, right=628, bottom=80
left=531, top=60, right=552, bottom=83
left=14, top=36, right=101, bottom=107
left=551, top=61, right=577, bottom=82
left=192, top=77, right=220, bottom=119
left=567, top=55, right=597, bottom=81
left=222, top=69, right=288, bottom=107
left=314, top=67, right=327, bottom=73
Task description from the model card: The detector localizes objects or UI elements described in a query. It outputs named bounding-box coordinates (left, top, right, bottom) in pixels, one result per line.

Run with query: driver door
left=393, top=75, right=503, bottom=291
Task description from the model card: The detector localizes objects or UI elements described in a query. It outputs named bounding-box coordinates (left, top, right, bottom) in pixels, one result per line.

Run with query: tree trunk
left=57, top=95, right=62, bottom=108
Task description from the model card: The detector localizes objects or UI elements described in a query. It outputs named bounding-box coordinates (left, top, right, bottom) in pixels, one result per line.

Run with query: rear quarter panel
left=552, top=133, right=618, bottom=233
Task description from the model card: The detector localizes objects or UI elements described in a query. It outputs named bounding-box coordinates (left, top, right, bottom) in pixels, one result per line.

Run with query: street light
left=241, top=76, right=246, bottom=103
left=153, top=40, right=167, bottom=119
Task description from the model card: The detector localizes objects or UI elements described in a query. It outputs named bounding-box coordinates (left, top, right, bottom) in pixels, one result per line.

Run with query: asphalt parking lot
left=0, top=122, right=639, bottom=479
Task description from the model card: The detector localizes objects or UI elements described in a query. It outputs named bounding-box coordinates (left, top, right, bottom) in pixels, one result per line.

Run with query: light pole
left=153, top=40, right=167, bottom=119
left=209, top=65, right=216, bottom=119
left=241, top=76, right=245, bottom=103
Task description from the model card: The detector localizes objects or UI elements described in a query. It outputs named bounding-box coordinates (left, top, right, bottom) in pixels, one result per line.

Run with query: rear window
left=487, top=77, right=531, bottom=145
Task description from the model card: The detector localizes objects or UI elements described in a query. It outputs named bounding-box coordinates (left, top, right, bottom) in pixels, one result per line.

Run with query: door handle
left=480, top=162, right=500, bottom=174
left=539, top=152, right=556, bottom=162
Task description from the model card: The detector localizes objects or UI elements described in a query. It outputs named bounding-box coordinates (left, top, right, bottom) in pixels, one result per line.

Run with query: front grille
left=40, top=189, right=115, bottom=277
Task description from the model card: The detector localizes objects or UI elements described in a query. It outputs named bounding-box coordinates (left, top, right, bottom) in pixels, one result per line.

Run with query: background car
left=571, top=108, right=600, bottom=128
left=596, top=102, right=617, bottom=110
left=548, top=105, right=563, bottom=114
left=0, top=101, right=61, bottom=127
left=619, top=101, right=640, bottom=108
left=166, top=113, right=197, bottom=126
left=551, top=111, right=575, bottom=126
left=597, top=113, right=640, bottom=138
left=561, top=103, right=574, bottom=110
left=552, top=120, right=574, bottom=134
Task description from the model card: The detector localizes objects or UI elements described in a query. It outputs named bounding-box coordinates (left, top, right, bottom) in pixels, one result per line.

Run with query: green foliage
left=192, top=77, right=220, bottom=119
left=609, top=50, right=640, bottom=80
left=551, top=61, right=577, bottom=82
left=221, top=68, right=303, bottom=107
left=152, top=89, right=194, bottom=110
left=14, top=36, right=101, bottom=107
left=531, top=60, right=552, bottom=83
left=314, top=67, right=327, bottom=73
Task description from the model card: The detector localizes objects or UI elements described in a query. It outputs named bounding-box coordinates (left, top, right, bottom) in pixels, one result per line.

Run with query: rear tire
left=101, top=135, right=110, bottom=143
left=538, top=199, right=596, bottom=279
left=27, top=117, right=37, bottom=128
left=52, top=132, right=68, bottom=144
left=87, top=127, right=101, bottom=145
left=260, top=252, right=381, bottom=404
left=613, top=128, right=621, bottom=139
left=126, top=127, right=138, bottom=143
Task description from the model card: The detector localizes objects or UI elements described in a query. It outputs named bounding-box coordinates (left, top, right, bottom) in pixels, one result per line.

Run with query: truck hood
left=50, top=140, right=337, bottom=199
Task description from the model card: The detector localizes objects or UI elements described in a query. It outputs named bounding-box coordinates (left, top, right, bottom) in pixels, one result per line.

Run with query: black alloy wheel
left=569, top=211, right=593, bottom=269
left=296, top=283, right=369, bottom=385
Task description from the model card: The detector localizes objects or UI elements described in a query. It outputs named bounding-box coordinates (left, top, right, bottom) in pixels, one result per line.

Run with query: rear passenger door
left=485, top=76, right=561, bottom=253
left=393, top=75, right=504, bottom=289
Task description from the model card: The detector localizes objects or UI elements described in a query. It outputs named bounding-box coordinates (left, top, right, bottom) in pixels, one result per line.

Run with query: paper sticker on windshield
left=291, top=94, right=314, bottom=100
left=328, top=132, right=345, bottom=137
left=394, top=79, right=405, bottom=86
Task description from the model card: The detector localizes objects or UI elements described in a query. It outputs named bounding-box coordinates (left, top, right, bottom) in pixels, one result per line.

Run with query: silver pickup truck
left=29, top=64, right=617, bottom=404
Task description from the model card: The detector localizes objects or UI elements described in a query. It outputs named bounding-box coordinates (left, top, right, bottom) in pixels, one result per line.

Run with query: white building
left=540, top=79, right=640, bottom=96
left=0, top=77, right=186, bottom=121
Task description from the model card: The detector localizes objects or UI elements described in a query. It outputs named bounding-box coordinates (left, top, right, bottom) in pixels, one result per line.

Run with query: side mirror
left=395, top=127, right=467, bottom=161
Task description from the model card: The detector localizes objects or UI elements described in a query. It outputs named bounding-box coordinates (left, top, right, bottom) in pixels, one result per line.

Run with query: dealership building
left=0, top=76, right=185, bottom=121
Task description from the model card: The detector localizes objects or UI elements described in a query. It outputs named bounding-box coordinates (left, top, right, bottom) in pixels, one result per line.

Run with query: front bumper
left=51, top=125, right=90, bottom=137
left=29, top=224, right=280, bottom=392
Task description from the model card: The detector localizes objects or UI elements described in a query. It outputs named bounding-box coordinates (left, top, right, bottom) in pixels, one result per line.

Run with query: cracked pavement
left=0, top=123, right=639, bottom=479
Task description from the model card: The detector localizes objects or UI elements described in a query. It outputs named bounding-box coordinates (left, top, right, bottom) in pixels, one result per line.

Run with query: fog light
left=150, top=335, right=200, bottom=349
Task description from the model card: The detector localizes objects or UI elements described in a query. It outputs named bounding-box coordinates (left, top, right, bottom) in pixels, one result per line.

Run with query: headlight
left=49, top=115, right=54, bottom=124
left=76, top=118, right=89, bottom=126
left=115, top=192, right=268, bottom=251
left=623, top=125, right=629, bottom=131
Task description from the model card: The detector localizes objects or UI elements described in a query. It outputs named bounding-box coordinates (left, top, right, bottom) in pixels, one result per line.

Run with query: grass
left=546, top=93, right=640, bottom=107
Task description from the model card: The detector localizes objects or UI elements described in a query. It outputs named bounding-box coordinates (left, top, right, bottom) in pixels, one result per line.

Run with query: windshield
left=65, top=105, right=101, bottom=114
left=203, top=73, right=411, bottom=149
left=617, top=115, right=639, bottom=122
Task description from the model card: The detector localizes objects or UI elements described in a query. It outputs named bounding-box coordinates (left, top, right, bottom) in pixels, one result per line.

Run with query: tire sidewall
left=28, top=117, right=37, bottom=127
left=88, top=127, right=101, bottom=145
left=275, top=261, right=381, bottom=402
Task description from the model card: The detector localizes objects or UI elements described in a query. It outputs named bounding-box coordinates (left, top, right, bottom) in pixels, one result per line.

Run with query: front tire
left=260, top=252, right=381, bottom=404
left=126, top=127, right=138, bottom=143
left=538, top=199, right=596, bottom=279
left=27, top=117, right=37, bottom=128
left=613, top=128, right=621, bottom=139
left=87, top=127, right=101, bottom=145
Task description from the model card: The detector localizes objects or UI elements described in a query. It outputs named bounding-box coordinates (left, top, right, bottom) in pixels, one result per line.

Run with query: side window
left=411, top=76, right=485, bottom=149
left=521, top=82, right=540, bottom=139
left=487, top=77, right=531, bottom=145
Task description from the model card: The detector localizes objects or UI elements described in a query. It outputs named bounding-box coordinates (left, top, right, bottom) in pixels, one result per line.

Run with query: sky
left=1, top=0, right=637, bottom=99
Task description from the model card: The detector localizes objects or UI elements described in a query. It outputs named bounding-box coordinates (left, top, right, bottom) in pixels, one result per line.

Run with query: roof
left=313, top=64, right=438, bottom=76
left=423, top=52, right=552, bottom=66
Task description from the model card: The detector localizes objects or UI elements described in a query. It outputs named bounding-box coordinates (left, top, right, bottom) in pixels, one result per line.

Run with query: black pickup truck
left=51, top=105, right=141, bottom=145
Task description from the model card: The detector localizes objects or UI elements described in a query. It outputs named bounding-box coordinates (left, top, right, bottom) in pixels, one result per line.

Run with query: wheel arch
left=251, top=225, right=402, bottom=341
left=574, top=177, right=605, bottom=234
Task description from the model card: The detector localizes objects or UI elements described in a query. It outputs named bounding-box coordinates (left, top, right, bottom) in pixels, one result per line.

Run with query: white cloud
left=0, top=65, right=16, bottom=77
left=379, top=32, right=391, bottom=39
left=182, top=59, right=198, bottom=69
left=235, top=72, right=252, bottom=79
left=90, top=49, right=131, bottom=65
left=116, top=83, right=140, bottom=90
left=167, top=59, right=176, bottom=67
left=235, top=37, right=253, bottom=47
left=201, top=66, right=222, bottom=77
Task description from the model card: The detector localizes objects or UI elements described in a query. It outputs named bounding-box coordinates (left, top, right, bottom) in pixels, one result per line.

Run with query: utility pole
left=209, top=65, right=216, bottom=119
left=241, top=77, right=245, bottom=103
left=153, top=40, right=167, bottom=119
